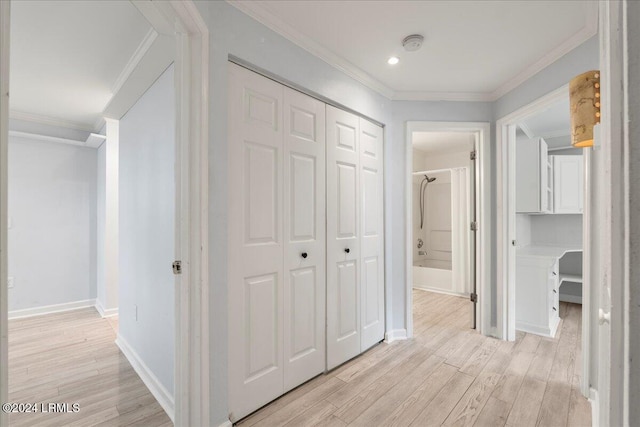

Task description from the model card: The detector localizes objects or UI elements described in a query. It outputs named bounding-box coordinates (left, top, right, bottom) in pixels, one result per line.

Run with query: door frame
left=495, top=85, right=595, bottom=398
left=405, top=121, right=491, bottom=338
left=0, top=1, right=210, bottom=426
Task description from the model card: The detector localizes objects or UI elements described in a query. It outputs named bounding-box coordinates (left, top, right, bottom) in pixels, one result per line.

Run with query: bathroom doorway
left=405, top=121, right=490, bottom=338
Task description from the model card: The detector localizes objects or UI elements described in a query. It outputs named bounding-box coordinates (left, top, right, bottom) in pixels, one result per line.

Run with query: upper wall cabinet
left=552, top=155, right=584, bottom=214
left=516, top=137, right=551, bottom=214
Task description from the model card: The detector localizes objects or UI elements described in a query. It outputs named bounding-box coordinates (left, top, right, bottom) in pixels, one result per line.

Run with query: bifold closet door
left=228, top=64, right=284, bottom=420
left=228, top=63, right=327, bottom=420
left=326, top=106, right=361, bottom=370
left=283, top=87, right=326, bottom=392
left=359, top=119, right=385, bottom=351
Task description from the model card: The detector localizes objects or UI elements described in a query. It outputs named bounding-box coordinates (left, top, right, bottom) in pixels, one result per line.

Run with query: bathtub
left=413, top=259, right=463, bottom=296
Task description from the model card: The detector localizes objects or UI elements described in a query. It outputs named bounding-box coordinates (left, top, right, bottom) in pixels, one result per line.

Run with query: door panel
left=359, top=119, right=385, bottom=351
left=327, top=106, right=360, bottom=370
left=283, top=88, right=326, bottom=391
left=228, top=63, right=284, bottom=421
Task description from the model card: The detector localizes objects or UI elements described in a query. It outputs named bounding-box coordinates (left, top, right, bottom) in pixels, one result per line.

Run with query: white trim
left=413, top=286, right=468, bottom=299
left=227, top=1, right=596, bottom=103
left=227, top=0, right=395, bottom=99
left=9, top=110, right=94, bottom=132
left=8, top=299, right=96, bottom=320
left=496, top=84, right=569, bottom=340
left=94, top=300, right=118, bottom=318
left=405, top=121, right=491, bottom=339
left=384, top=329, right=408, bottom=343
left=111, top=28, right=159, bottom=95
left=218, top=421, right=233, bottom=427
left=589, top=388, right=599, bottom=426
left=490, top=1, right=598, bottom=100
left=516, top=318, right=560, bottom=338
left=392, top=91, right=493, bottom=102
left=0, top=2, right=9, bottom=425
left=116, top=334, right=175, bottom=422
left=518, top=122, right=535, bottom=139
left=8, top=130, right=104, bottom=149
left=559, top=294, right=583, bottom=304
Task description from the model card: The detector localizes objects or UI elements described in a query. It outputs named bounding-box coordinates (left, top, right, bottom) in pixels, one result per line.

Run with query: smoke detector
left=402, top=34, right=424, bottom=52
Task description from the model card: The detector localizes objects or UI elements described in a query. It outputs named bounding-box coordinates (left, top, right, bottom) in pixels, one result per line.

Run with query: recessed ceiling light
left=387, top=56, right=399, bottom=65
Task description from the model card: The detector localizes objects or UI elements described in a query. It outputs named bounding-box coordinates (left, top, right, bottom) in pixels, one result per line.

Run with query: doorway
left=405, top=121, right=490, bottom=338
left=496, top=85, right=592, bottom=401
left=0, top=1, right=209, bottom=426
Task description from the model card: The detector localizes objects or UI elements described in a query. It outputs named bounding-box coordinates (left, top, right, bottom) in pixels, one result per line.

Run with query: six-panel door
left=326, top=105, right=361, bottom=370
left=359, top=119, right=385, bottom=351
left=228, top=64, right=285, bottom=421
left=283, top=87, right=326, bottom=391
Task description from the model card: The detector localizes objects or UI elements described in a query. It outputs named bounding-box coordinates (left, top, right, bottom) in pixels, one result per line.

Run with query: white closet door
left=283, top=87, right=326, bottom=391
left=359, top=119, right=385, bottom=350
left=228, top=63, right=284, bottom=421
left=326, top=106, right=361, bottom=370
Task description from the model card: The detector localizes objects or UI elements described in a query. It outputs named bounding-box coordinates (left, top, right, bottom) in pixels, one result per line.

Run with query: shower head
left=424, top=175, right=436, bottom=183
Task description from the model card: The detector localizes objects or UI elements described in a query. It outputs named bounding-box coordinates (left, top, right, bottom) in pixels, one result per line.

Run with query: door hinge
left=470, top=150, right=477, bottom=161
left=172, top=260, right=182, bottom=275
left=470, top=292, right=478, bottom=303
left=470, top=221, right=478, bottom=231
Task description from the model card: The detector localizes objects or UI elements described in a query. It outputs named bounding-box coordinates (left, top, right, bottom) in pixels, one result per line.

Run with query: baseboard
left=559, top=294, right=583, bottom=304
left=384, top=329, right=408, bottom=343
left=218, top=420, right=233, bottom=427
left=516, top=319, right=558, bottom=338
left=95, top=299, right=118, bottom=318
left=413, top=286, right=467, bottom=298
left=115, top=334, right=174, bottom=422
left=9, top=299, right=96, bottom=319
left=589, top=388, right=599, bottom=425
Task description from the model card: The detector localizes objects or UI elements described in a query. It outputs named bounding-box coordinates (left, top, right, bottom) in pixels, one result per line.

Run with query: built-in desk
left=516, top=245, right=582, bottom=337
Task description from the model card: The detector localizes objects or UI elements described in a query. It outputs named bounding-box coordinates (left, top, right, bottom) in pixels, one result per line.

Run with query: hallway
left=238, top=290, right=591, bottom=426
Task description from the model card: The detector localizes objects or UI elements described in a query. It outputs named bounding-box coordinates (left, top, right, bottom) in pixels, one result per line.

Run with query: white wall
left=119, top=64, right=175, bottom=395
left=8, top=136, right=97, bottom=312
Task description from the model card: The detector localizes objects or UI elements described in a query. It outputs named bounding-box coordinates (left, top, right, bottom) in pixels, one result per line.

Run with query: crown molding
left=518, top=122, right=535, bottom=139
left=229, top=0, right=598, bottom=103
left=540, top=129, right=571, bottom=139
left=227, top=0, right=395, bottom=99
left=9, top=130, right=105, bottom=149
left=111, top=28, right=158, bottom=96
left=10, top=111, right=94, bottom=132
left=393, top=90, right=493, bottom=102
left=489, top=1, right=598, bottom=100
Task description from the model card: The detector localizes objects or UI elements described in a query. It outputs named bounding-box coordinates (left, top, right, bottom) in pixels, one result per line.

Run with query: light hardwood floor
left=8, top=308, right=172, bottom=427
left=238, top=290, right=592, bottom=427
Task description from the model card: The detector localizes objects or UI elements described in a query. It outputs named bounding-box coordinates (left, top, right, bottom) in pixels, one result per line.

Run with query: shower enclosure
left=412, top=167, right=470, bottom=296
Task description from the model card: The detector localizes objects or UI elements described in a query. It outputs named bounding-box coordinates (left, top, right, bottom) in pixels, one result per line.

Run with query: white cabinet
left=552, top=155, right=584, bottom=214
left=516, top=255, right=560, bottom=337
left=516, top=137, right=551, bottom=214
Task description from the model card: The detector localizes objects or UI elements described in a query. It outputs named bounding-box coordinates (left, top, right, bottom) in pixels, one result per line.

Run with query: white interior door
left=359, top=119, right=385, bottom=351
left=326, top=106, right=361, bottom=370
left=283, top=87, right=326, bottom=391
left=228, top=63, right=284, bottom=421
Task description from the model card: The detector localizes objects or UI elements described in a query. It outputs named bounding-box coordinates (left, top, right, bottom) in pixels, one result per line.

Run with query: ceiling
left=518, top=95, right=571, bottom=149
left=412, top=131, right=474, bottom=155
left=9, top=1, right=167, bottom=132
left=231, top=0, right=597, bottom=101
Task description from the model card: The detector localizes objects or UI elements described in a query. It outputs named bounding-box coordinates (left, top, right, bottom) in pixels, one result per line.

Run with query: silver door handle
left=598, top=308, right=610, bottom=325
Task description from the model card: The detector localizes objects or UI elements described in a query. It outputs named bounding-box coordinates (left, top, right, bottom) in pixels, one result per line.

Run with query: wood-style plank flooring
left=238, top=290, right=592, bottom=427
left=8, top=308, right=172, bottom=427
